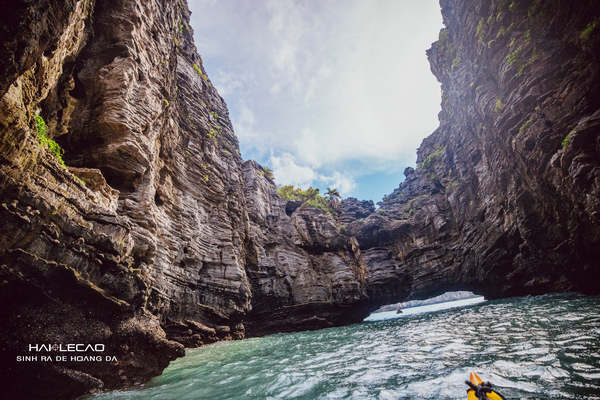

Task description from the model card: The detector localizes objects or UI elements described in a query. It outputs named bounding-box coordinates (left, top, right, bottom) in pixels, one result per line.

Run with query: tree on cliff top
left=326, top=187, right=341, bottom=209
left=277, top=185, right=333, bottom=213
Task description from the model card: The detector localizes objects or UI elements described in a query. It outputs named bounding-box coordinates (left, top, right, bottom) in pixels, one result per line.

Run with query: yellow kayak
left=466, top=372, right=506, bottom=400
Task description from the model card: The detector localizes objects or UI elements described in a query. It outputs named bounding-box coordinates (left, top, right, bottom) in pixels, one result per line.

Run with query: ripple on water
left=89, top=294, right=600, bottom=400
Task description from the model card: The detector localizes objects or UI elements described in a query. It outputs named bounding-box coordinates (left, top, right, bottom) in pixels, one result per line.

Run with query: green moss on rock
left=494, top=98, right=505, bottom=112
left=35, top=115, right=65, bottom=168
left=580, top=20, right=598, bottom=40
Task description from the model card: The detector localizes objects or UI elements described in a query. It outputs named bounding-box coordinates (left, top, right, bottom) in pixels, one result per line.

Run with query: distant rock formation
left=1, top=0, right=599, bottom=398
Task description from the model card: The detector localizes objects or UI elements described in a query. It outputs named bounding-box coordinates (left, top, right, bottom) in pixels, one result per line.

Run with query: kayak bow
left=466, top=372, right=506, bottom=400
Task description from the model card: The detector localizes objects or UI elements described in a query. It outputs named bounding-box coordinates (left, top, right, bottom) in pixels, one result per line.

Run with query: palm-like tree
left=326, top=187, right=341, bottom=209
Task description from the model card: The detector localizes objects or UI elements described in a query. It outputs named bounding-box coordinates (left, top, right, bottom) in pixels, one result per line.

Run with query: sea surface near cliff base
left=89, top=294, right=600, bottom=400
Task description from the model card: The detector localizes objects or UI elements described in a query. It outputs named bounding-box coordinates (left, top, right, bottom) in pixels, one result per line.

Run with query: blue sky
left=188, top=0, right=443, bottom=202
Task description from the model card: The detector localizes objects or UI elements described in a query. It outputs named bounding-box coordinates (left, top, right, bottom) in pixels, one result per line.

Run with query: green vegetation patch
left=277, top=185, right=333, bottom=213
left=518, top=116, right=534, bottom=136
left=35, top=115, right=65, bottom=167
left=516, top=53, right=537, bottom=77
left=494, top=98, right=505, bottom=113
left=193, top=64, right=208, bottom=81
left=580, top=20, right=598, bottom=41
left=496, top=26, right=507, bottom=39
left=562, top=130, right=574, bottom=149
left=476, top=19, right=485, bottom=41
left=75, top=175, right=86, bottom=186
left=263, top=167, right=274, bottom=180
left=207, top=127, right=220, bottom=140
left=422, top=146, right=445, bottom=169
left=506, top=48, right=520, bottom=66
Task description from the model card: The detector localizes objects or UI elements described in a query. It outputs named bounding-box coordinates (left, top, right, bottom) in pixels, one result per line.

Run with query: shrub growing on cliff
left=421, top=146, right=445, bottom=169
left=516, top=53, right=537, bottom=77
left=35, top=115, right=65, bottom=167
left=562, top=131, right=573, bottom=149
left=580, top=20, right=598, bottom=41
left=263, top=167, right=274, bottom=180
left=193, top=64, right=208, bottom=81
left=506, top=48, right=520, bottom=66
left=476, top=19, right=486, bottom=44
left=496, top=26, right=507, bottom=39
left=494, top=98, right=505, bottom=112
left=207, top=127, right=219, bottom=140
left=476, top=19, right=484, bottom=37
left=277, top=185, right=333, bottom=213
left=518, top=116, right=533, bottom=136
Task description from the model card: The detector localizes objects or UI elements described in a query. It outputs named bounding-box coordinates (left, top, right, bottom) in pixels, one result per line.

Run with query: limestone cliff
left=349, top=0, right=600, bottom=302
left=1, top=0, right=599, bottom=398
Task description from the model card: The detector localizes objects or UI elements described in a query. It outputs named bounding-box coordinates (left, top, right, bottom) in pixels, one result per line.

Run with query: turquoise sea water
left=91, top=294, right=600, bottom=399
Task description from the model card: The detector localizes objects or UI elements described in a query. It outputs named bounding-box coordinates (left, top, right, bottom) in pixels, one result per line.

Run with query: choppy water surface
left=93, top=294, right=600, bottom=399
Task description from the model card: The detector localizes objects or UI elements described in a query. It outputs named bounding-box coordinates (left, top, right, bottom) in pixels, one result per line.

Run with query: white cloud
left=270, top=153, right=357, bottom=196
left=319, top=171, right=356, bottom=196
left=211, top=70, right=245, bottom=97
left=231, top=102, right=257, bottom=140
left=189, top=0, right=443, bottom=199
left=270, top=153, right=316, bottom=189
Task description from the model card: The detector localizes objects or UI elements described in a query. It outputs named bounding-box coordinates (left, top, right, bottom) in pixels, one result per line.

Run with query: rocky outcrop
left=1, top=0, right=599, bottom=398
left=338, top=197, right=375, bottom=224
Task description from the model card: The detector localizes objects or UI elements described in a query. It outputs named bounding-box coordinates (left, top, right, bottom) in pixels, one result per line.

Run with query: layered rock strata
left=1, top=0, right=599, bottom=398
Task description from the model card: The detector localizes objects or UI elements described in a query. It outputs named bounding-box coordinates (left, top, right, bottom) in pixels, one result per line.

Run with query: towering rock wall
left=1, top=0, right=599, bottom=398
left=350, top=0, right=600, bottom=302
left=0, top=1, right=369, bottom=397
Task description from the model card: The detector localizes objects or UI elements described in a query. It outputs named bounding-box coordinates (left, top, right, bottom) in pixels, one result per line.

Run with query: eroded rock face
left=345, top=0, right=600, bottom=307
left=375, top=0, right=600, bottom=300
left=1, top=0, right=599, bottom=398
left=1, top=0, right=247, bottom=397
left=242, top=161, right=369, bottom=336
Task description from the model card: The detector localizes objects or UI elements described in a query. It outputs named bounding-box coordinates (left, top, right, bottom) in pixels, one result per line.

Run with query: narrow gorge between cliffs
left=1, top=0, right=599, bottom=399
